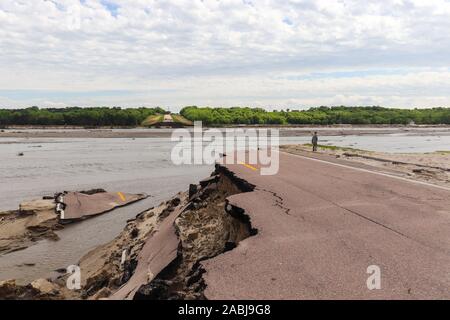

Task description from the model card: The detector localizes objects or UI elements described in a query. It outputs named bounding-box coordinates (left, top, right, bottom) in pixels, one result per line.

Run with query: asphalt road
left=163, top=114, right=174, bottom=122
left=202, top=151, right=450, bottom=299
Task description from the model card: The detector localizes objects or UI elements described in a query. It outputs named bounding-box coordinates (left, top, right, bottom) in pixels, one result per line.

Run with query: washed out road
left=202, top=151, right=450, bottom=299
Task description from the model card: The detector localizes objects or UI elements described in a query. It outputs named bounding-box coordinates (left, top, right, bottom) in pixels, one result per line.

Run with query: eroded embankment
left=133, top=165, right=258, bottom=300
left=0, top=166, right=259, bottom=300
left=0, top=200, right=61, bottom=256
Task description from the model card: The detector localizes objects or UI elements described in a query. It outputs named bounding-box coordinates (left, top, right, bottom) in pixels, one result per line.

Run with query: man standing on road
left=312, top=132, right=319, bottom=152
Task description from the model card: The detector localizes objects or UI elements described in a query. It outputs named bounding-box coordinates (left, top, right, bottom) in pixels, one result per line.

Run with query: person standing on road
left=312, top=132, right=319, bottom=152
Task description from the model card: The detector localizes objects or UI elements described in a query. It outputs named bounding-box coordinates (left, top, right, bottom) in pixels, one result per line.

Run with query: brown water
left=0, top=137, right=213, bottom=283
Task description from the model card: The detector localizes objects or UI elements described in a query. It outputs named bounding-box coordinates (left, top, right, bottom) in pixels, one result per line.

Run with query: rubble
left=0, top=168, right=257, bottom=300
left=127, top=166, right=257, bottom=300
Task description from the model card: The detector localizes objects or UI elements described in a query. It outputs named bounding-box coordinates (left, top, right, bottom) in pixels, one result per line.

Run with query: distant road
left=163, top=114, right=174, bottom=123
left=203, top=151, right=450, bottom=299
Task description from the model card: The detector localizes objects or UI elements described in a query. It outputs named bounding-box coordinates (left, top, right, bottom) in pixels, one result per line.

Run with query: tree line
left=0, top=107, right=165, bottom=127
left=180, top=106, right=450, bottom=125
left=1, top=106, right=449, bottom=127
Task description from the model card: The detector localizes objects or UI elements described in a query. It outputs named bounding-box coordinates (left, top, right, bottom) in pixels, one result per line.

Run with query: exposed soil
left=0, top=200, right=61, bottom=255
left=134, top=170, right=256, bottom=300
left=0, top=166, right=258, bottom=300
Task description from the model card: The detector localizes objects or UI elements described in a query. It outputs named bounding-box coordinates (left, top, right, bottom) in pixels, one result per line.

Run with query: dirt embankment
left=132, top=171, right=256, bottom=300
left=281, top=144, right=450, bottom=188
left=0, top=200, right=61, bottom=255
left=0, top=167, right=257, bottom=300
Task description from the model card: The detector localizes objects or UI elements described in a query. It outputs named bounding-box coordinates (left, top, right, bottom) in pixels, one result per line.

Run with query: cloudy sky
left=1, top=0, right=450, bottom=110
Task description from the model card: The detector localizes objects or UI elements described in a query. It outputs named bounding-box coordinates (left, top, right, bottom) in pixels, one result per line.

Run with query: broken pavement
left=0, top=190, right=147, bottom=256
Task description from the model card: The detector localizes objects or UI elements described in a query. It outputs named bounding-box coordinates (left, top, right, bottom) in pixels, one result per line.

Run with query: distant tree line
left=2, top=106, right=449, bottom=127
left=180, top=106, right=450, bottom=125
left=0, top=107, right=165, bottom=127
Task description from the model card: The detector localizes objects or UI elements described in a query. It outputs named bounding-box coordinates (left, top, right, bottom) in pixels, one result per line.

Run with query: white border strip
left=279, top=151, right=450, bottom=192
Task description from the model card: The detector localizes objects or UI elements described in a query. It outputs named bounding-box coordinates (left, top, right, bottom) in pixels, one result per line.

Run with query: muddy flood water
left=1, top=128, right=450, bottom=283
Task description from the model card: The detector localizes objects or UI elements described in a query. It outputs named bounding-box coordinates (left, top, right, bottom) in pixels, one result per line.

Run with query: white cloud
left=1, top=0, right=450, bottom=108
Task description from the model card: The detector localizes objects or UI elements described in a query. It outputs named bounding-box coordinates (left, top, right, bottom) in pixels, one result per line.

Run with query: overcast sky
left=1, top=0, right=450, bottom=110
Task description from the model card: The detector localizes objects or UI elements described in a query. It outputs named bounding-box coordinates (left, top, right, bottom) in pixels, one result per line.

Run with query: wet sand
left=0, top=200, right=60, bottom=256
left=1, top=125, right=450, bottom=139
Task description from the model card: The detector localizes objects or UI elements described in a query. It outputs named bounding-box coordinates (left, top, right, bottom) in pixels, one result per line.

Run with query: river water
left=1, top=129, right=450, bottom=283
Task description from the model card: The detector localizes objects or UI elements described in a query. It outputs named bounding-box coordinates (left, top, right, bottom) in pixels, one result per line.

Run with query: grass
left=172, top=114, right=193, bottom=126
left=141, top=114, right=164, bottom=126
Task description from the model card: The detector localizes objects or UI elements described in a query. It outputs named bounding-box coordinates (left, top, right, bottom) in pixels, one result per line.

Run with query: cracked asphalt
left=202, top=151, right=450, bottom=299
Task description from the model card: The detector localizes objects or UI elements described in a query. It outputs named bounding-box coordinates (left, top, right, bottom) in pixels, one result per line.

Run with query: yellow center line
left=239, top=162, right=258, bottom=171
left=117, top=192, right=126, bottom=202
